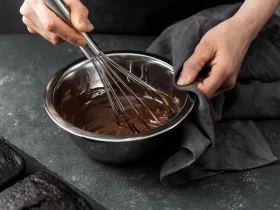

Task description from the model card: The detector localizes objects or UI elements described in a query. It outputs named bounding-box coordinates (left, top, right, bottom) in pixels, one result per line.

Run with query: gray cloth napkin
left=146, top=3, right=280, bottom=186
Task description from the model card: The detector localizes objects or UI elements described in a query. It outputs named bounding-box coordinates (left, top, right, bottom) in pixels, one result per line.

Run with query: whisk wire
left=99, top=56, right=162, bottom=126
left=100, top=52, right=171, bottom=120
left=100, top=52, right=157, bottom=91
left=90, top=58, right=122, bottom=126
left=92, top=57, right=140, bottom=133
left=99, top=61, right=151, bottom=130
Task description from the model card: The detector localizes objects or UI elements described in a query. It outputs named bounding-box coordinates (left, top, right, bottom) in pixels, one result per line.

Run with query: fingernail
left=53, top=38, right=59, bottom=46
left=177, top=76, right=188, bottom=86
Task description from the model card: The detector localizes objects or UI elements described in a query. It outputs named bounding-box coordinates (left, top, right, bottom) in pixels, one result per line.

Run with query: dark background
left=1, top=1, right=280, bottom=209
left=3, top=0, right=277, bottom=35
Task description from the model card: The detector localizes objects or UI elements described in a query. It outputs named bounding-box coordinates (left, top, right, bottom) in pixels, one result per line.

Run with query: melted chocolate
left=56, top=74, right=180, bottom=136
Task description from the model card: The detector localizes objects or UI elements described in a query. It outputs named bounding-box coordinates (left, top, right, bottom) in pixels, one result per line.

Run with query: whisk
left=44, top=0, right=172, bottom=133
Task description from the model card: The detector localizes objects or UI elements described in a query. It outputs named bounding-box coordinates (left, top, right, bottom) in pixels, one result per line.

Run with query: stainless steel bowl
left=44, top=51, right=196, bottom=164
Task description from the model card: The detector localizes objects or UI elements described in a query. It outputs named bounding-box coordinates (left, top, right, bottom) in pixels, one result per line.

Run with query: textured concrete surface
left=0, top=34, right=280, bottom=210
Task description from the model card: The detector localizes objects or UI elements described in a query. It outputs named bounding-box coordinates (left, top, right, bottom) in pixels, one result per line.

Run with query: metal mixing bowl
left=44, top=51, right=196, bottom=164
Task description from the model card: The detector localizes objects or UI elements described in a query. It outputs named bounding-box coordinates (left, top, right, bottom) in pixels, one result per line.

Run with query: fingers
left=20, top=4, right=37, bottom=32
left=22, top=14, right=37, bottom=34
left=177, top=43, right=214, bottom=86
left=196, top=64, right=224, bottom=99
left=20, top=0, right=65, bottom=45
left=196, top=64, right=236, bottom=99
left=35, top=1, right=86, bottom=46
left=20, top=0, right=93, bottom=46
left=22, top=15, right=64, bottom=45
left=176, top=39, right=237, bottom=98
left=64, top=0, right=94, bottom=32
left=27, top=27, right=37, bottom=34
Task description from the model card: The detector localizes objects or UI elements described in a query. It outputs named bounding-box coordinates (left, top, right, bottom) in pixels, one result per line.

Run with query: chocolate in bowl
left=45, top=51, right=196, bottom=164
left=56, top=77, right=181, bottom=136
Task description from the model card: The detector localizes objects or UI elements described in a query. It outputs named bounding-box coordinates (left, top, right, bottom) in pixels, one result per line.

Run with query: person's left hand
left=176, top=17, right=253, bottom=99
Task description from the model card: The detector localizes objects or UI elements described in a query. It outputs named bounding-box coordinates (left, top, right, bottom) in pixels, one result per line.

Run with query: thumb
left=177, top=45, right=213, bottom=86
left=64, top=0, right=94, bottom=32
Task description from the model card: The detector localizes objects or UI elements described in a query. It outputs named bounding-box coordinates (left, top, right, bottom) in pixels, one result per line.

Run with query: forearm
left=232, top=0, right=280, bottom=41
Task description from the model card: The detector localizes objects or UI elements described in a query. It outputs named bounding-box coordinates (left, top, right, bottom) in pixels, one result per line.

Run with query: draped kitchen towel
left=146, top=3, right=280, bottom=186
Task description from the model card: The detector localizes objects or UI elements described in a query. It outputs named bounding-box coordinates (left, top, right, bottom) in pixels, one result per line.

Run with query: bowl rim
left=44, top=50, right=196, bottom=142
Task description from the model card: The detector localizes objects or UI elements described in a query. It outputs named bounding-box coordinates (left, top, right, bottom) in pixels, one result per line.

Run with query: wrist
left=229, top=16, right=259, bottom=43
left=226, top=17, right=256, bottom=46
left=231, top=0, right=280, bottom=41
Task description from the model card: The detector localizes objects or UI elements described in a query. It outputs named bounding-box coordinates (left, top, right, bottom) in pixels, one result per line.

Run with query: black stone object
left=0, top=171, right=92, bottom=210
left=0, top=137, right=106, bottom=210
left=0, top=137, right=25, bottom=191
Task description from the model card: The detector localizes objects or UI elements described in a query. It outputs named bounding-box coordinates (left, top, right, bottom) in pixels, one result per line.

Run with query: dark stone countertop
left=1, top=34, right=280, bottom=210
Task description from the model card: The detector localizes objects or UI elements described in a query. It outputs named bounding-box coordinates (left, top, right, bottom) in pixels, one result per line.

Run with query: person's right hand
left=20, top=0, right=94, bottom=46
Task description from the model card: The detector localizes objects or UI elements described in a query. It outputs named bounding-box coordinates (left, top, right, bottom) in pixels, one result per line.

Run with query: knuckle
left=200, top=52, right=210, bottom=63
left=63, top=33, right=72, bottom=43
left=183, top=59, right=197, bottom=72
left=197, top=84, right=211, bottom=99
left=27, top=27, right=36, bottom=34
left=194, top=47, right=207, bottom=59
left=202, top=90, right=212, bottom=99
left=221, top=72, right=229, bottom=81
left=52, top=40, right=60, bottom=46
left=205, top=94, right=211, bottom=99
left=19, top=5, right=25, bottom=15
left=22, top=16, right=28, bottom=25
left=20, top=6, right=31, bottom=18
left=227, top=79, right=236, bottom=90
left=22, top=16, right=26, bottom=24
left=67, top=36, right=80, bottom=45
left=223, top=69, right=231, bottom=78
left=195, top=40, right=213, bottom=58
left=44, top=18, right=55, bottom=32
left=197, top=39, right=212, bottom=53
left=219, top=64, right=232, bottom=80
left=49, top=33, right=59, bottom=45
left=200, top=39, right=212, bottom=49
left=62, top=33, right=79, bottom=45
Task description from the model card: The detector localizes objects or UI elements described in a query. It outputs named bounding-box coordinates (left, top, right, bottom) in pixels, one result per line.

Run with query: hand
left=20, top=0, right=94, bottom=46
left=176, top=18, right=253, bottom=99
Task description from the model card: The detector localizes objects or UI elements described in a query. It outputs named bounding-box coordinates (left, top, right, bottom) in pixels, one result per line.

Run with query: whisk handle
left=43, top=0, right=71, bottom=25
left=43, top=0, right=100, bottom=58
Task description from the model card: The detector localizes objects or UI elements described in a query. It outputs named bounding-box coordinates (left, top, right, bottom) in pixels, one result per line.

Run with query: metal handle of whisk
left=43, top=0, right=100, bottom=59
